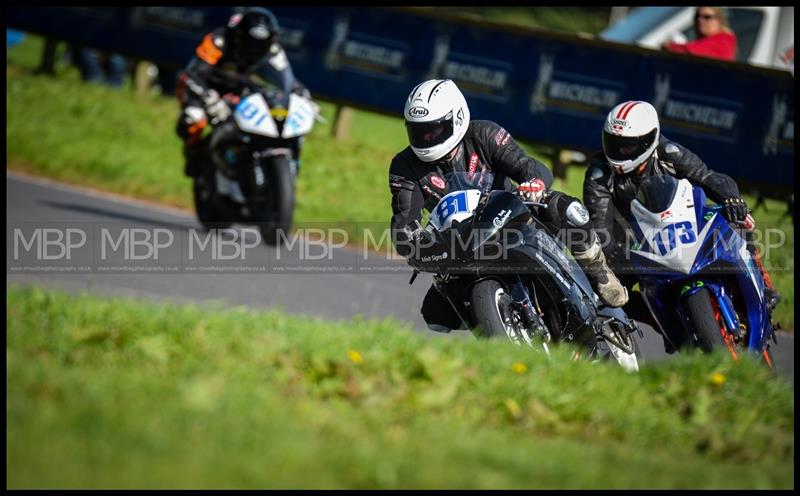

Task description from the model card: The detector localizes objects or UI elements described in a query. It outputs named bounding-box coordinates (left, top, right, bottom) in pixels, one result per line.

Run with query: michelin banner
left=8, top=6, right=794, bottom=195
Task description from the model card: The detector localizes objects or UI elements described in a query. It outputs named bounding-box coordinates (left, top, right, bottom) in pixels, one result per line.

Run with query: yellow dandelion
left=347, top=350, right=363, bottom=365
left=710, top=372, right=726, bottom=386
left=504, top=398, right=522, bottom=419
left=512, top=362, right=528, bottom=375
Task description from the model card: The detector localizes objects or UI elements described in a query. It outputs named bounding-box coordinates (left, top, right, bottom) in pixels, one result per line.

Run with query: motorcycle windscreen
left=634, top=174, right=680, bottom=213
left=442, top=170, right=495, bottom=194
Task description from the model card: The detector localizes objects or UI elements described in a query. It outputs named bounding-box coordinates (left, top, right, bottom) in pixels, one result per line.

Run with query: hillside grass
left=6, top=33, right=794, bottom=328
left=6, top=285, right=794, bottom=489
left=433, top=6, right=612, bottom=35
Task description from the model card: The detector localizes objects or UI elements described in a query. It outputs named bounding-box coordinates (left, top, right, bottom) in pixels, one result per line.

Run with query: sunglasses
left=695, top=13, right=718, bottom=21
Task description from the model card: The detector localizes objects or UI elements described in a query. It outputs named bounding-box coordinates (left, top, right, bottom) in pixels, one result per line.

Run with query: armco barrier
left=8, top=6, right=794, bottom=198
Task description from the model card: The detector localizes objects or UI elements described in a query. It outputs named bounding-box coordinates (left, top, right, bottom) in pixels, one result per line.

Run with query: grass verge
left=7, top=285, right=794, bottom=489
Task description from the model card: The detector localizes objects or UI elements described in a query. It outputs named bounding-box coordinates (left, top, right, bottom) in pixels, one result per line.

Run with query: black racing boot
left=764, top=286, right=781, bottom=311
left=183, top=144, right=206, bottom=178
left=573, top=240, right=629, bottom=307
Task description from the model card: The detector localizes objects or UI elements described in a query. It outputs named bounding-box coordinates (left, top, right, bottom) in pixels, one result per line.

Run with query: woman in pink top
left=663, top=7, right=738, bottom=61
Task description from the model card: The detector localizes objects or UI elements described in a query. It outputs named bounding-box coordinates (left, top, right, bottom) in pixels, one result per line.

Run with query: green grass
left=6, top=285, right=794, bottom=489
left=5, top=34, right=794, bottom=328
left=434, top=7, right=613, bottom=35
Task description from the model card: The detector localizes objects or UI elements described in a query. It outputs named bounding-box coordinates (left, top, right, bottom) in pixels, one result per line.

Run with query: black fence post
left=36, top=37, right=59, bottom=76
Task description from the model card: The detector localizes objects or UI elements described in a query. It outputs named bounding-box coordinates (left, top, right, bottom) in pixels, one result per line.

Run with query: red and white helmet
left=404, top=79, right=470, bottom=162
left=602, top=101, right=660, bottom=174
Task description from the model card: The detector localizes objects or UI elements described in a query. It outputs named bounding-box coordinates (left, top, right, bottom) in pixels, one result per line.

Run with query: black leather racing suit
left=389, top=120, right=589, bottom=330
left=176, top=27, right=307, bottom=175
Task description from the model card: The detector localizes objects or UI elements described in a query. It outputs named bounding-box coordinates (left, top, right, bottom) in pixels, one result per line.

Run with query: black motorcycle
left=407, top=170, right=642, bottom=371
left=193, top=83, right=320, bottom=245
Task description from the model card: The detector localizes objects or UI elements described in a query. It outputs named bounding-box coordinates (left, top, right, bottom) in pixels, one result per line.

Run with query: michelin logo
left=443, top=61, right=508, bottom=90
left=663, top=100, right=737, bottom=130
left=529, top=54, right=620, bottom=114
left=342, top=40, right=405, bottom=69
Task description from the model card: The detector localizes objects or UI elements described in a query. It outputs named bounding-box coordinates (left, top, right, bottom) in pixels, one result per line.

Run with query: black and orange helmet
left=224, top=7, right=280, bottom=68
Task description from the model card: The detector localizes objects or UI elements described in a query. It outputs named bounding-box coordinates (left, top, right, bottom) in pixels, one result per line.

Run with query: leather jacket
left=388, top=120, right=553, bottom=257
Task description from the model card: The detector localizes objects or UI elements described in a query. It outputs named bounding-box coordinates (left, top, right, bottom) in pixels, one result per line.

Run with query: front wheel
left=683, top=288, right=732, bottom=355
left=193, top=174, right=234, bottom=230
left=258, top=156, right=295, bottom=246
left=470, top=279, right=537, bottom=348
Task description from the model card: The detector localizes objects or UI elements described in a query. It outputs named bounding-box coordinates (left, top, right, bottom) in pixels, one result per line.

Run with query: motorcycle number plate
left=429, top=190, right=482, bottom=231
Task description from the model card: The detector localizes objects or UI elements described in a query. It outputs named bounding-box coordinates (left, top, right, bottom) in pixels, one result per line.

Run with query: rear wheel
left=684, top=288, right=734, bottom=356
left=258, top=156, right=295, bottom=245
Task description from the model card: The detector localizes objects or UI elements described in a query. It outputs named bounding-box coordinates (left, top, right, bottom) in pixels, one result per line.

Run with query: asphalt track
left=6, top=172, right=794, bottom=381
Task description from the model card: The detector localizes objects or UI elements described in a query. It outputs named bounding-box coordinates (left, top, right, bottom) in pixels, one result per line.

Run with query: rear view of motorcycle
left=407, top=170, right=642, bottom=372
left=193, top=83, right=320, bottom=245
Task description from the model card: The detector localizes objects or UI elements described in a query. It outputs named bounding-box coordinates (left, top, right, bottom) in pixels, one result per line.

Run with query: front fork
left=507, top=277, right=552, bottom=344
left=679, top=280, right=743, bottom=357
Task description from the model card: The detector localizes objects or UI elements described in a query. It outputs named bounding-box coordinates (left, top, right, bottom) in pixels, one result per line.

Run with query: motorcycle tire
left=684, top=288, right=729, bottom=353
left=470, top=278, right=517, bottom=341
left=193, top=174, right=234, bottom=231
left=259, top=156, right=295, bottom=246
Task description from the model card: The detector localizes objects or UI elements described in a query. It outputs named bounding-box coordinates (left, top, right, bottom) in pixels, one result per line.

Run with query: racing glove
left=291, top=84, right=312, bottom=99
left=401, top=223, right=449, bottom=269
left=403, top=222, right=440, bottom=251
left=721, top=197, right=749, bottom=224
left=203, top=89, right=231, bottom=124
left=516, top=178, right=547, bottom=203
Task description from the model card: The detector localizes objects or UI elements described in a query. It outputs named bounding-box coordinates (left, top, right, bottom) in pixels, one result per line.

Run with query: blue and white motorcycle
left=627, top=174, right=777, bottom=367
left=193, top=83, right=321, bottom=245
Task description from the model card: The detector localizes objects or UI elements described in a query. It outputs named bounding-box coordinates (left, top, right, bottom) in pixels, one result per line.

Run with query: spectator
left=156, top=65, right=179, bottom=95
left=777, top=45, right=794, bottom=75
left=69, top=44, right=127, bottom=87
left=663, top=7, right=737, bottom=61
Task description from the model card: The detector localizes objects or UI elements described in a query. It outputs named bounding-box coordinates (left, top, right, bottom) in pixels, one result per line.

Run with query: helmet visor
left=405, top=112, right=454, bottom=149
left=602, top=128, right=657, bottom=162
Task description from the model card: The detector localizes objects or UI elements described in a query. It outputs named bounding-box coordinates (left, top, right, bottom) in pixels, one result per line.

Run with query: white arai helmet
left=602, top=100, right=660, bottom=174
left=403, top=79, right=470, bottom=162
